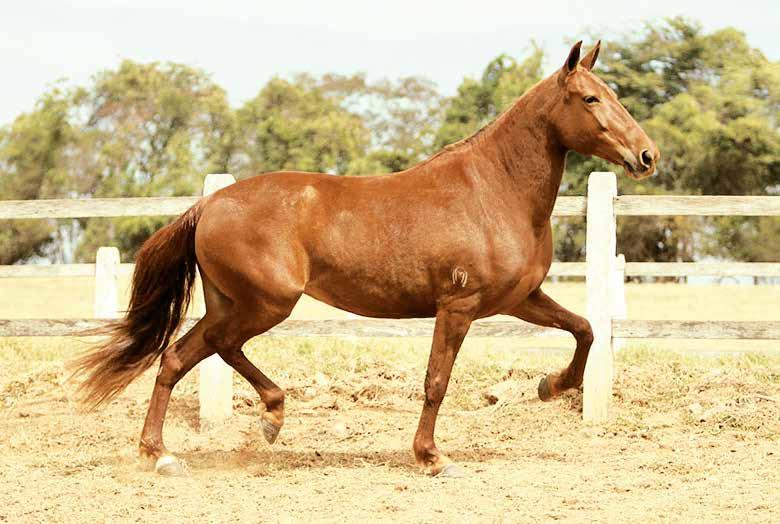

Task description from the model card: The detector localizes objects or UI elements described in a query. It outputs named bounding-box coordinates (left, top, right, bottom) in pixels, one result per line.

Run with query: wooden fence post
left=583, top=172, right=617, bottom=422
left=198, top=174, right=236, bottom=429
left=94, top=247, right=120, bottom=319
left=612, top=253, right=627, bottom=353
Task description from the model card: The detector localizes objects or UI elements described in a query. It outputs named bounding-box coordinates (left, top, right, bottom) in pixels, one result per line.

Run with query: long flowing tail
left=71, top=203, right=204, bottom=408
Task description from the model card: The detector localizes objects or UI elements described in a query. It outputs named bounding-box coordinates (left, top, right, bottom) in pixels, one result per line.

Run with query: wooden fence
left=1, top=172, right=779, bottom=424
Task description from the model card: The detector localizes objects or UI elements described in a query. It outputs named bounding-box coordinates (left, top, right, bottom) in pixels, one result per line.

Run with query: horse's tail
left=70, top=202, right=204, bottom=408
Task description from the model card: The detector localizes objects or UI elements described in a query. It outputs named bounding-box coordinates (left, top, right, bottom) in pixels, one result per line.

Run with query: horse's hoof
left=261, top=417, right=281, bottom=445
left=436, top=463, right=465, bottom=478
left=538, top=375, right=554, bottom=402
left=155, top=454, right=187, bottom=477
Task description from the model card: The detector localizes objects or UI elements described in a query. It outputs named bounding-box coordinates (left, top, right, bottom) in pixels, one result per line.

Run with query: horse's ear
left=580, top=40, right=601, bottom=71
left=558, top=40, right=582, bottom=84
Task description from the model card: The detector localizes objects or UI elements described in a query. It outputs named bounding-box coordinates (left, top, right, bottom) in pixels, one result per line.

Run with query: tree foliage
left=434, top=45, right=544, bottom=149
left=0, top=89, right=73, bottom=263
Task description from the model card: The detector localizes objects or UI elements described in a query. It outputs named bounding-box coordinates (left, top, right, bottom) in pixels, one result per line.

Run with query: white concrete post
left=94, top=247, right=120, bottom=318
left=198, top=174, right=236, bottom=429
left=583, top=172, right=617, bottom=422
left=611, top=254, right=627, bottom=353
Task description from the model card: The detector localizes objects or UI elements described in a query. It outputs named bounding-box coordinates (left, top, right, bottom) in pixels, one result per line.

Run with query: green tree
left=231, top=76, right=370, bottom=177
left=318, top=73, right=443, bottom=173
left=434, top=45, right=544, bottom=149
left=71, top=61, right=234, bottom=260
left=0, top=88, right=74, bottom=264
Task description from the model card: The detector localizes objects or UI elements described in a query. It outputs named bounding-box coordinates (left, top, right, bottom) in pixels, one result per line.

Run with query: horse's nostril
left=640, top=149, right=653, bottom=168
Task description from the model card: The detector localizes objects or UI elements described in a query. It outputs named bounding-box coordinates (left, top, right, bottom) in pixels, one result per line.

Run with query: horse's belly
left=304, top=275, right=437, bottom=319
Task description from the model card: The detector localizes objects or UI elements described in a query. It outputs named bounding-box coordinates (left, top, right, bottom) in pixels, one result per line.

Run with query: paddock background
left=2, top=278, right=779, bottom=522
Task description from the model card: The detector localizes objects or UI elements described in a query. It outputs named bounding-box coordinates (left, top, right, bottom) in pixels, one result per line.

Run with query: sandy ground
left=1, top=338, right=778, bottom=523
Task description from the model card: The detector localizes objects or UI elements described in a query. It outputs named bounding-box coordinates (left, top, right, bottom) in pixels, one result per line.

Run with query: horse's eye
left=584, top=95, right=599, bottom=104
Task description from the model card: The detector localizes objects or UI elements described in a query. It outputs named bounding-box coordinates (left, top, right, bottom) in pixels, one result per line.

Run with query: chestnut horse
left=73, top=41, right=658, bottom=477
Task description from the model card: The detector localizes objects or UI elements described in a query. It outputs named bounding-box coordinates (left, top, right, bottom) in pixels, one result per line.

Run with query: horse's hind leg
left=138, top=301, right=296, bottom=475
left=138, top=318, right=215, bottom=475
left=199, top=268, right=301, bottom=447
left=203, top=306, right=295, bottom=446
left=218, top=347, right=286, bottom=444
left=508, top=288, right=594, bottom=400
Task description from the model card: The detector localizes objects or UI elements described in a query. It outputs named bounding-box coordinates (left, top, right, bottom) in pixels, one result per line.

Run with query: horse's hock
left=1, top=172, right=780, bottom=425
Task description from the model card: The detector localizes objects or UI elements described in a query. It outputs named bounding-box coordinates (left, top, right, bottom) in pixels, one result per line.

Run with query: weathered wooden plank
left=0, top=194, right=585, bottom=220
left=552, top=196, right=586, bottom=216
left=4, top=194, right=777, bottom=221
left=0, top=196, right=200, bottom=219
left=6, top=261, right=779, bottom=279
left=624, top=262, right=780, bottom=277
left=613, top=320, right=780, bottom=339
left=0, top=319, right=110, bottom=336
left=0, top=264, right=94, bottom=278
left=6, top=318, right=780, bottom=340
left=615, top=196, right=780, bottom=216
left=0, top=318, right=567, bottom=338
left=0, top=263, right=134, bottom=277
left=3, top=262, right=585, bottom=279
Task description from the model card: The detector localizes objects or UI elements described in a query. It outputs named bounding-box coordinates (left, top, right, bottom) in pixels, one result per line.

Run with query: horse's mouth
left=623, top=160, right=654, bottom=180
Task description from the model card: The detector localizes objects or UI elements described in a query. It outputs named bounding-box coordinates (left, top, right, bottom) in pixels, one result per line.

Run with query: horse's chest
left=475, top=226, right=551, bottom=312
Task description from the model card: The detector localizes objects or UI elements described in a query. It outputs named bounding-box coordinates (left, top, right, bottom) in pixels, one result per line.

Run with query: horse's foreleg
left=508, top=288, right=593, bottom=400
left=413, top=303, right=474, bottom=477
left=139, top=319, right=215, bottom=475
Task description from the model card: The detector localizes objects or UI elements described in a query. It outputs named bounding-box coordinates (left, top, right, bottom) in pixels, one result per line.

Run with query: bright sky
left=3, top=0, right=778, bottom=126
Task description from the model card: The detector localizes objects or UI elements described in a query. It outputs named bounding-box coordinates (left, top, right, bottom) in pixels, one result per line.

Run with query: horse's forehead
left=570, top=70, right=613, bottom=94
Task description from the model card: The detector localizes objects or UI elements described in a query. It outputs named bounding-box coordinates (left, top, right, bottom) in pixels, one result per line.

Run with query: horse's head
left=549, top=41, right=659, bottom=179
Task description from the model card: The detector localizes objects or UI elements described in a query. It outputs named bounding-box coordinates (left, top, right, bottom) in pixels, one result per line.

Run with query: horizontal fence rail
left=0, top=318, right=563, bottom=338
left=3, top=318, right=779, bottom=340
left=613, top=320, right=780, bottom=340
left=4, top=261, right=780, bottom=279
left=0, top=196, right=201, bottom=219
left=4, top=195, right=780, bottom=220
left=614, top=195, right=780, bottom=216
left=0, top=263, right=135, bottom=278
left=0, top=196, right=588, bottom=219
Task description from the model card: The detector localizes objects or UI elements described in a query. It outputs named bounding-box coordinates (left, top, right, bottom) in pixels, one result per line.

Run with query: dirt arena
left=1, top=336, right=778, bottom=523
left=1, top=281, right=778, bottom=522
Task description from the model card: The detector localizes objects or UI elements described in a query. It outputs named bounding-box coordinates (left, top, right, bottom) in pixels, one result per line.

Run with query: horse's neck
left=473, top=86, right=567, bottom=227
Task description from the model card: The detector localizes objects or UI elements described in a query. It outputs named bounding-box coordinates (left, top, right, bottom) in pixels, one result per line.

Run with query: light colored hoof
left=436, top=463, right=465, bottom=478
left=155, top=454, right=187, bottom=477
left=261, top=417, right=281, bottom=445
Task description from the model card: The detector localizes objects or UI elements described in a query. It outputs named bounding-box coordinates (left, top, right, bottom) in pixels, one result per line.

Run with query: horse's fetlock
left=265, top=387, right=285, bottom=410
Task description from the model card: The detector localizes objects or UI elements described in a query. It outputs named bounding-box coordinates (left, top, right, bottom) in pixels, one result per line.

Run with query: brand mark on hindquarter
left=452, top=267, right=468, bottom=288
